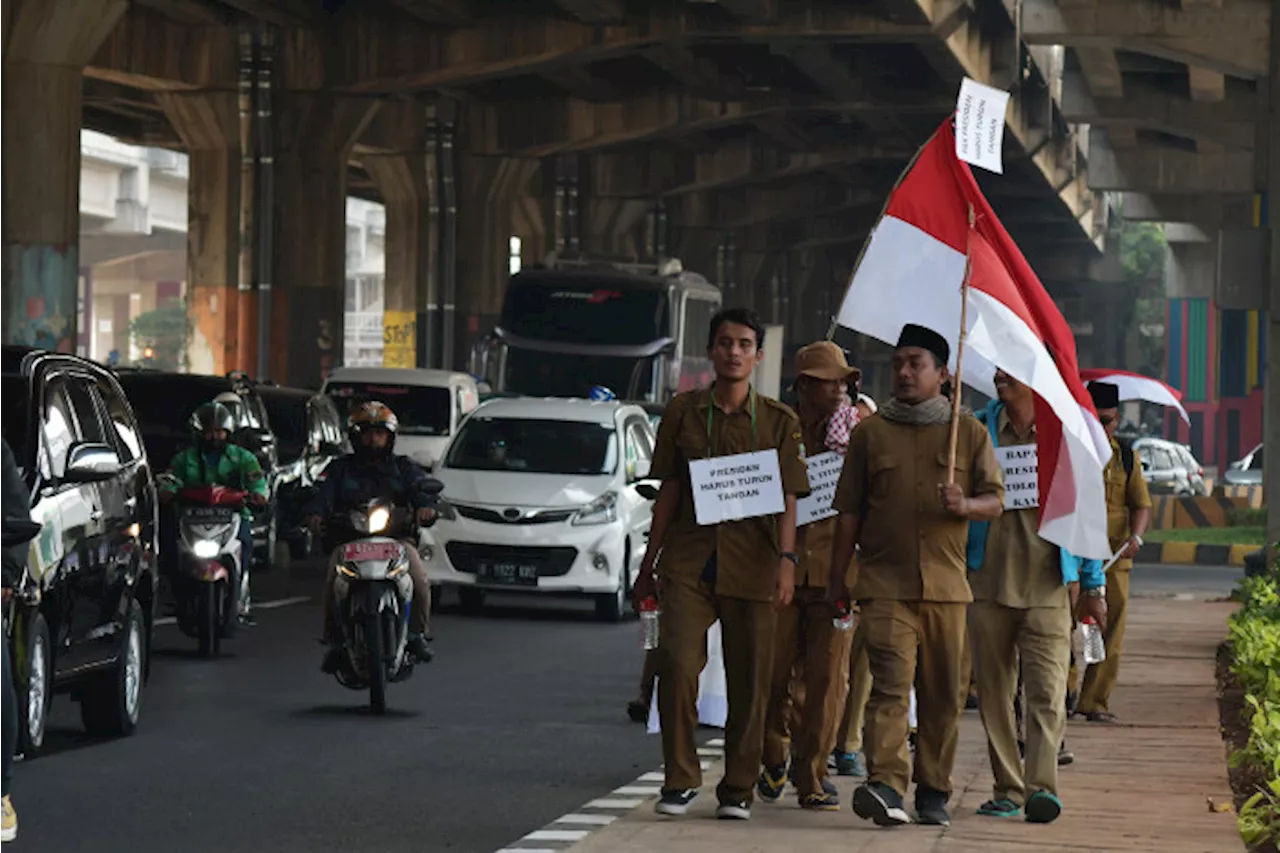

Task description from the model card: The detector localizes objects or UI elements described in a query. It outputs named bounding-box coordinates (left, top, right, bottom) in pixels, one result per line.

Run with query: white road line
left=153, top=595, right=310, bottom=629
left=706, top=737, right=725, bottom=747
left=496, top=849, right=557, bottom=853
left=553, top=814, right=616, bottom=826
left=613, top=786, right=661, bottom=796
left=637, top=772, right=665, bottom=782
left=154, top=616, right=177, bottom=626
left=697, top=747, right=723, bottom=756
left=699, top=760, right=713, bottom=770
left=522, top=830, right=589, bottom=842
left=586, top=798, right=643, bottom=810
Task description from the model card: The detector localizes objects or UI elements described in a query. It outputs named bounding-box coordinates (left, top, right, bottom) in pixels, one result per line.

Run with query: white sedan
left=423, top=397, right=657, bottom=621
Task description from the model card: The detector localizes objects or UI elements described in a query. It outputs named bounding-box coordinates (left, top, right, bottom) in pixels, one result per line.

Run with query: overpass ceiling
left=83, top=0, right=1102, bottom=251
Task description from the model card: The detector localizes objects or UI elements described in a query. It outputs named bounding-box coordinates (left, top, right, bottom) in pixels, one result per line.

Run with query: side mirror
left=64, top=442, right=121, bottom=483
left=635, top=483, right=660, bottom=501
left=632, top=458, right=651, bottom=481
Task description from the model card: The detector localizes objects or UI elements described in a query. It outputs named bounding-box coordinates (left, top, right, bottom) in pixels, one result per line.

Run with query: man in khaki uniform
left=632, top=307, right=810, bottom=821
left=826, top=324, right=1004, bottom=827
left=968, top=371, right=1107, bottom=824
left=832, top=618, right=872, bottom=776
left=758, top=342, right=858, bottom=810
left=1075, top=381, right=1150, bottom=722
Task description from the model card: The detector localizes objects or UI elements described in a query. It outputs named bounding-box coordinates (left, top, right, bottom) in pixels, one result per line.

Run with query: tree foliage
left=128, top=305, right=187, bottom=371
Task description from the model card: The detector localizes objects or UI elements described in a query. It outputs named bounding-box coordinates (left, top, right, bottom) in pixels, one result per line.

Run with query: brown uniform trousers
left=836, top=617, right=872, bottom=754
left=831, top=412, right=1005, bottom=797
left=649, top=387, right=811, bottom=803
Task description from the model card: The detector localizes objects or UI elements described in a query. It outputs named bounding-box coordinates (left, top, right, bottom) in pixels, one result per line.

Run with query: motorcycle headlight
left=349, top=509, right=370, bottom=533
left=193, top=539, right=220, bottom=559
left=387, top=559, right=409, bottom=579
left=572, top=491, right=618, bottom=526
left=368, top=507, right=391, bottom=534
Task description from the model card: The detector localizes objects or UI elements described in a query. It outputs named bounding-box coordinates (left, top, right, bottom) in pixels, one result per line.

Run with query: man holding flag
left=826, top=324, right=1005, bottom=827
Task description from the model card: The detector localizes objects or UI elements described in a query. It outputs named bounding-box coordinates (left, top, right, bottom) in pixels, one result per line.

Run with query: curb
left=493, top=738, right=725, bottom=852
left=1135, top=541, right=1254, bottom=566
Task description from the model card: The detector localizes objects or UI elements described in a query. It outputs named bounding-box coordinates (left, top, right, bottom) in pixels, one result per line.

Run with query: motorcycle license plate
left=342, top=541, right=403, bottom=562
left=475, top=562, right=539, bottom=586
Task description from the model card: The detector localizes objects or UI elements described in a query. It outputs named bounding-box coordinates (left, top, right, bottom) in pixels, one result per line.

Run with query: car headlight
left=193, top=539, right=220, bottom=559
left=572, top=491, right=618, bottom=526
left=434, top=500, right=457, bottom=521
left=368, top=506, right=391, bottom=534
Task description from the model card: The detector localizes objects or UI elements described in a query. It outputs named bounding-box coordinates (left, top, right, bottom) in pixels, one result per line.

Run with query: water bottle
left=639, top=596, right=660, bottom=650
left=1079, top=616, right=1106, bottom=665
left=833, top=599, right=855, bottom=632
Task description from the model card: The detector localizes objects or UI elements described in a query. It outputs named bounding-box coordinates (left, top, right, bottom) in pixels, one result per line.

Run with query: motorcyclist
left=303, top=402, right=438, bottom=672
left=158, top=401, right=269, bottom=620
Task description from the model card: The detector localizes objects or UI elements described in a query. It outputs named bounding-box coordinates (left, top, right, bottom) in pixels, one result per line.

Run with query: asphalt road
left=8, top=562, right=665, bottom=853
left=6, top=559, right=1241, bottom=852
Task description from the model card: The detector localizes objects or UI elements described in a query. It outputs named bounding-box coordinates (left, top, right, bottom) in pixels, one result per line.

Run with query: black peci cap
left=1087, top=381, right=1120, bottom=410
left=896, top=323, right=950, bottom=365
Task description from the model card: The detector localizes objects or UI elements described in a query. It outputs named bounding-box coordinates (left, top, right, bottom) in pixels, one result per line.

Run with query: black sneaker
left=716, top=799, right=751, bottom=820
left=756, top=764, right=787, bottom=802
left=915, top=786, right=951, bottom=826
left=1058, top=740, right=1075, bottom=766
left=852, top=781, right=911, bottom=826
left=407, top=633, right=435, bottom=663
left=799, top=791, right=840, bottom=811
left=655, top=789, right=698, bottom=816
left=626, top=699, right=649, bottom=724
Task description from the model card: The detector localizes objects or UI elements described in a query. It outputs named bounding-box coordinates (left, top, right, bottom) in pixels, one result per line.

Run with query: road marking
left=522, top=830, right=589, bottom=842
left=586, top=798, right=643, bottom=809
left=155, top=616, right=177, bottom=626
left=553, top=814, right=616, bottom=826
left=153, top=595, right=311, bottom=627
left=637, top=772, right=665, bottom=782
left=496, top=849, right=557, bottom=853
left=614, top=785, right=661, bottom=796
left=707, top=737, right=725, bottom=746
left=697, top=746, right=723, bottom=756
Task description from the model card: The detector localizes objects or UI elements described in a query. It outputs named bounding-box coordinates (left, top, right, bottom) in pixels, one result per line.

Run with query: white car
left=424, top=397, right=657, bottom=621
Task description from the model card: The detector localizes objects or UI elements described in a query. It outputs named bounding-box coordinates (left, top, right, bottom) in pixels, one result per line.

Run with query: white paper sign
left=996, top=444, right=1039, bottom=510
left=796, top=451, right=844, bottom=526
left=955, top=77, right=1011, bottom=175
left=688, top=449, right=785, bottom=526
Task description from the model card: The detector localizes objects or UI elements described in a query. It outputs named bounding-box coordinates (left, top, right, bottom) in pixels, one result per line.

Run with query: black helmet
left=190, top=402, right=235, bottom=434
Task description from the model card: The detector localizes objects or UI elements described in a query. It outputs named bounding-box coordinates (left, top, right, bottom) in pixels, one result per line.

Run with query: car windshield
left=259, top=393, right=309, bottom=462
left=1248, top=445, right=1264, bottom=470
left=503, top=349, right=656, bottom=399
left=116, top=375, right=238, bottom=464
left=1, top=374, right=30, bottom=466
left=445, top=417, right=617, bottom=475
left=326, top=382, right=452, bottom=437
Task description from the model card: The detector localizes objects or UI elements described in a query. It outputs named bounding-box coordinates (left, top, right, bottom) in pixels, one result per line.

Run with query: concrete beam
left=1074, top=46, right=1124, bottom=98
left=663, top=143, right=913, bottom=198
left=716, top=184, right=882, bottom=230
left=550, top=0, right=625, bottom=25
left=712, top=0, right=778, bottom=22
left=88, top=7, right=237, bottom=91
left=134, top=0, right=230, bottom=25
left=1188, top=65, right=1226, bottom=102
left=1021, top=0, right=1270, bottom=79
left=386, top=0, right=473, bottom=25
left=1025, top=244, right=1126, bottom=284
left=1062, top=71, right=1255, bottom=149
left=1088, top=127, right=1253, bottom=193
left=1119, top=192, right=1255, bottom=227
left=773, top=42, right=863, bottom=99
left=641, top=44, right=745, bottom=100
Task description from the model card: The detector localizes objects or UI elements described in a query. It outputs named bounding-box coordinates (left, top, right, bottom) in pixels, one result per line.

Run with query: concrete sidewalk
left=562, top=598, right=1243, bottom=853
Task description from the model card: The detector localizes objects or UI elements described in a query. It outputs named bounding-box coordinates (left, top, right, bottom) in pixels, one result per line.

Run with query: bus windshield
left=503, top=349, right=656, bottom=400
left=502, top=277, right=668, bottom=346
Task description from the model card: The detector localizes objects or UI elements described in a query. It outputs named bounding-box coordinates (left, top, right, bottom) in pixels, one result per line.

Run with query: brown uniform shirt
left=968, top=409, right=1066, bottom=609
left=1106, top=436, right=1152, bottom=570
left=832, top=410, right=1004, bottom=603
left=796, top=408, right=854, bottom=589
left=651, top=386, right=811, bottom=602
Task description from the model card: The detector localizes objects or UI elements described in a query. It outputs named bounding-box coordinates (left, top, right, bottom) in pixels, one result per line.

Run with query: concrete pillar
left=2, top=0, right=128, bottom=349
left=268, top=94, right=377, bottom=386
left=1265, top=3, right=1280, bottom=552
left=158, top=92, right=243, bottom=374
left=365, top=151, right=437, bottom=368
left=582, top=198, right=650, bottom=256
left=453, top=155, right=538, bottom=369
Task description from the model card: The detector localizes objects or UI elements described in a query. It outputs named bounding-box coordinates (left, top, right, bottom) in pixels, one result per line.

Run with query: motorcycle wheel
left=198, top=583, right=221, bottom=658
left=366, top=608, right=387, bottom=715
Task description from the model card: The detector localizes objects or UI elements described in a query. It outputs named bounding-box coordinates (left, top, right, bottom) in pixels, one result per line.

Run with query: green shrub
left=1230, top=507, right=1269, bottom=528
left=1230, top=549, right=1280, bottom=850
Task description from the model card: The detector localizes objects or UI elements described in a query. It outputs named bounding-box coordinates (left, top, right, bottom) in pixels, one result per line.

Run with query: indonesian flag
left=836, top=119, right=1112, bottom=560
left=1079, top=368, right=1190, bottom=424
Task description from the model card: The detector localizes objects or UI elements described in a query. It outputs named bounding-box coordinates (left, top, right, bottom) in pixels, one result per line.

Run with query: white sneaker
left=716, top=800, right=751, bottom=820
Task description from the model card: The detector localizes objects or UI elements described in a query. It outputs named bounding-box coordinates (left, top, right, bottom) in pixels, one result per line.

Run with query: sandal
left=1084, top=711, right=1118, bottom=724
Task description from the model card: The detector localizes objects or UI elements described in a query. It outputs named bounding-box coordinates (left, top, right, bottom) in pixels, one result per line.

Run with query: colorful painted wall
left=1165, top=297, right=1265, bottom=469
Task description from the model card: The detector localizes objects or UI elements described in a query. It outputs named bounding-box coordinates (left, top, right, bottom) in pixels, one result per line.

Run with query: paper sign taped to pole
left=688, top=449, right=785, bottom=525
left=995, top=444, right=1039, bottom=510
left=955, top=77, right=1011, bottom=174
left=796, top=451, right=844, bottom=526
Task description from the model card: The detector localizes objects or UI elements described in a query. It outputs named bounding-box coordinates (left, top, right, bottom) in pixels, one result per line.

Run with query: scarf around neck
left=880, top=395, right=955, bottom=426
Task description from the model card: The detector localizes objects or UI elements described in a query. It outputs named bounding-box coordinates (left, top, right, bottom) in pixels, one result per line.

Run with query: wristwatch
left=1082, top=587, right=1105, bottom=598
left=780, top=551, right=800, bottom=567
left=1130, top=534, right=1144, bottom=547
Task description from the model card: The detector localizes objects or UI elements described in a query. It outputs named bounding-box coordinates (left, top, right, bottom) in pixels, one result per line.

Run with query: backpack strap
left=1120, top=444, right=1134, bottom=476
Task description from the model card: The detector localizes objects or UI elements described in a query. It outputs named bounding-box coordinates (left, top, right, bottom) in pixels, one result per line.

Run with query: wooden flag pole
left=826, top=125, right=945, bottom=342
left=946, top=203, right=977, bottom=484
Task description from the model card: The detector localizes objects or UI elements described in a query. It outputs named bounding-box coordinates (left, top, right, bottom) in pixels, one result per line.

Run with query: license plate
left=342, top=541, right=403, bottom=562
left=475, top=562, right=539, bottom=585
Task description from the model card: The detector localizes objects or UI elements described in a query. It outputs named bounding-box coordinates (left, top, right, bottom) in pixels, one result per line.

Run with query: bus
left=471, top=255, right=722, bottom=403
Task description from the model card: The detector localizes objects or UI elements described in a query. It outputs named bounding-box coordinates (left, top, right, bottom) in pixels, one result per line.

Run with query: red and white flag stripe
left=1079, top=368, right=1190, bottom=424
left=836, top=120, right=1112, bottom=560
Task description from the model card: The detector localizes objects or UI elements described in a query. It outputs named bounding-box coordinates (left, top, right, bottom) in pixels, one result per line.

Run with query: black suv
left=114, top=370, right=281, bottom=568
left=1, top=346, right=159, bottom=754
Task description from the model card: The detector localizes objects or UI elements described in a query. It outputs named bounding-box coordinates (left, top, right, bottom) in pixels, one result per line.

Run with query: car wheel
left=81, top=598, right=146, bottom=737
left=595, top=573, right=627, bottom=623
left=458, top=586, right=486, bottom=614
left=16, top=613, right=52, bottom=757
left=256, top=509, right=278, bottom=571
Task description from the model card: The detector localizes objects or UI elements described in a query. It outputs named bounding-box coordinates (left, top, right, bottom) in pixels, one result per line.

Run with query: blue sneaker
left=834, top=751, right=867, bottom=777
left=977, top=797, right=1022, bottom=818
left=1025, top=790, right=1062, bottom=823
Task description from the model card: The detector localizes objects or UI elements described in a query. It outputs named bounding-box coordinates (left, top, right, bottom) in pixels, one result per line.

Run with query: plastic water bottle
left=639, top=596, right=660, bottom=650
left=833, top=599, right=855, bottom=632
left=1079, top=616, right=1106, bottom=665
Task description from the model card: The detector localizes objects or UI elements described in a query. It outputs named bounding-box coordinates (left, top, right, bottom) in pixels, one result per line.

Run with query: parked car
left=423, top=397, right=656, bottom=621
left=255, top=385, right=349, bottom=556
left=114, top=370, right=281, bottom=567
left=1133, top=437, right=1208, bottom=496
left=2, top=346, right=159, bottom=754
left=1224, top=443, right=1264, bottom=486
left=322, top=367, right=480, bottom=472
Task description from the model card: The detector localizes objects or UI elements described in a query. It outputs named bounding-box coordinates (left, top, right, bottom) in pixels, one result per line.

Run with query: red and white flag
left=1079, top=368, right=1190, bottom=424
left=836, top=119, right=1112, bottom=560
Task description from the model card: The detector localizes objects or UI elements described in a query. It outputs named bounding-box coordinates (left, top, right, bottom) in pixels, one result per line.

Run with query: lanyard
left=705, top=385, right=757, bottom=457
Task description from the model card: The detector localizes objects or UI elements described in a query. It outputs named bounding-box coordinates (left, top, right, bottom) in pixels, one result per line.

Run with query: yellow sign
left=383, top=310, right=416, bottom=368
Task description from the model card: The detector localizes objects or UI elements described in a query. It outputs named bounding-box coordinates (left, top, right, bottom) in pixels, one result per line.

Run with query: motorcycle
left=171, top=485, right=252, bottom=657
left=324, top=499, right=426, bottom=714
